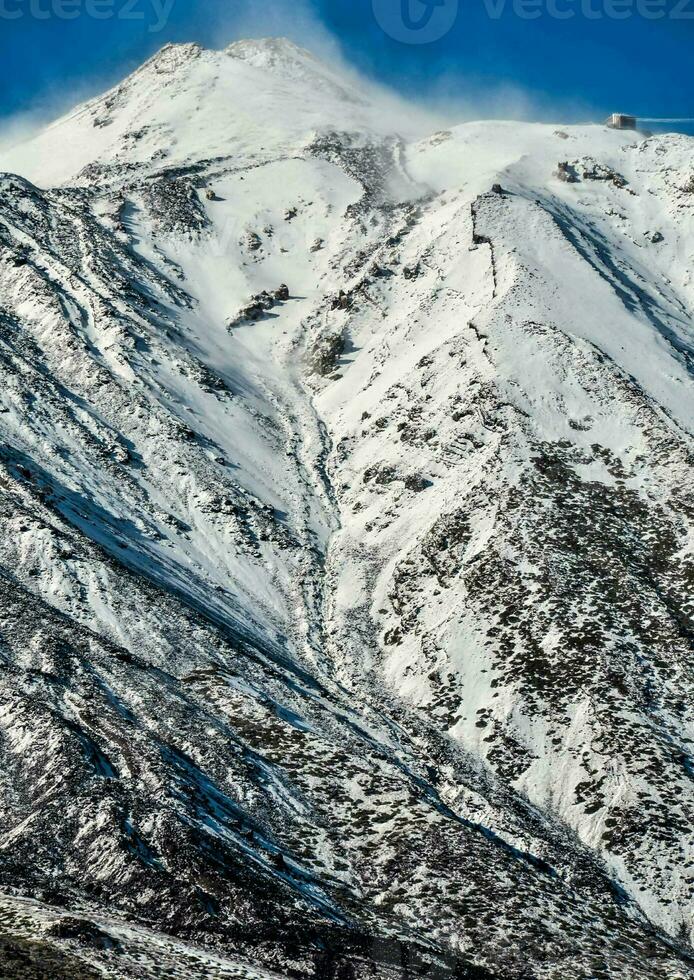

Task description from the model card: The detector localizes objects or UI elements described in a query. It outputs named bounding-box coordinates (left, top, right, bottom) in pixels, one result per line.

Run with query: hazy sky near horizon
left=0, top=0, right=692, bottom=132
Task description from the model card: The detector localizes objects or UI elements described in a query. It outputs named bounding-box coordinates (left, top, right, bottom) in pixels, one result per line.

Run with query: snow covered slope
left=0, top=39, right=692, bottom=979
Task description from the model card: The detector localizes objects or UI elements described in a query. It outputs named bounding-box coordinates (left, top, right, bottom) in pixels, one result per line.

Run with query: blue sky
left=0, top=0, right=692, bottom=131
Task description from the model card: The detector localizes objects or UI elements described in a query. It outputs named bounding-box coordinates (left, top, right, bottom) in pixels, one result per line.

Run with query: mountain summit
left=0, top=40, right=692, bottom=979
left=0, top=39, right=382, bottom=188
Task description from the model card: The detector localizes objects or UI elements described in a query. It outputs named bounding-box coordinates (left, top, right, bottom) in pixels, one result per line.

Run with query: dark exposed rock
left=243, top=230, right=263, bottom=251
left=581, top=160, right=629, bottom=188
left=404, top=474, right=433, bottom=493
left=369, top=262, right=393, bottom=279
left=330, top=290, right=352, bottom=311
left=140, top=177, right=209, bottom=234
left=228, top=286, right=290, bottom=328
left=44, top=918, right=120, bottom=952
left=556, top=161, right=579, bottom=183
left=403, top=263, right=422, bottom=280
left=307, top=329, right=345, bottom=376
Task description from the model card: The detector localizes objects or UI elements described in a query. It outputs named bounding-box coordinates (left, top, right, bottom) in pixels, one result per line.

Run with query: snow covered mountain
left=0, top=38, right=692, bottom=979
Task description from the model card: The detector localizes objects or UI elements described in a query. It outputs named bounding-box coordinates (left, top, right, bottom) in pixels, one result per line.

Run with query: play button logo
left=373, top=0, right=459, bottom=43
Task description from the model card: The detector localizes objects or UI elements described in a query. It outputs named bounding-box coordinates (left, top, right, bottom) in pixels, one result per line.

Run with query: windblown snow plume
left=0, top=38, right=691, bottom=979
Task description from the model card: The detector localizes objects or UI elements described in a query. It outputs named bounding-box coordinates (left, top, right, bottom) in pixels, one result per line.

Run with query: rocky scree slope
left=0, top=39, right=691, bottom=980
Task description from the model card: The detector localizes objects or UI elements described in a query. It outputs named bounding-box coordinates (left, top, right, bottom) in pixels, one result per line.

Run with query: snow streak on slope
left=0, top=40, right=692, bottom=980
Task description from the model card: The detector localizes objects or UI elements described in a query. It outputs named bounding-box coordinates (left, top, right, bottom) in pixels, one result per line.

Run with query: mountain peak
left=0, top=36, right=376, bottom=186
left=225, top=36, right=319, bottom=69
left=141, top=41, right=204, bottom=75
left=225, top=36, right=363, bottom=103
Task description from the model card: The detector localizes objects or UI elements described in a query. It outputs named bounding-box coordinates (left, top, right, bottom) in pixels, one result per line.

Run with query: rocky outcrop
left=228, top=286, right=290, bottom=328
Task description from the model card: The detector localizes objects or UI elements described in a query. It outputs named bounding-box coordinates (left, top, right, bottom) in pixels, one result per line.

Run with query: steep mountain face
left=0, top=39, right=692, bottom=980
